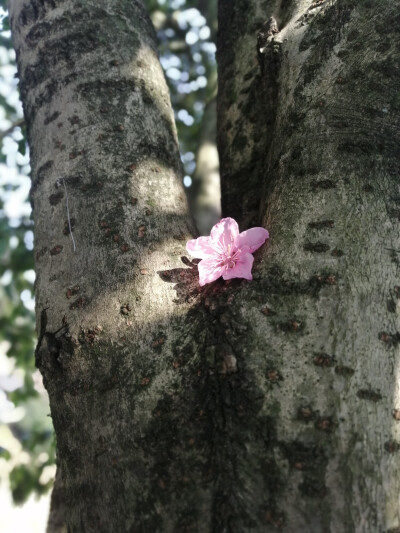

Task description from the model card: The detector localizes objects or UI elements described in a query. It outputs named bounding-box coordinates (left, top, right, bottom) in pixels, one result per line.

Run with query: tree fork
left=9, top=0, right=400, bottom=531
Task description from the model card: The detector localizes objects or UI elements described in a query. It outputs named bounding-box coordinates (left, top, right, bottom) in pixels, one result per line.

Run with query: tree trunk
left=217, top=0, right=400, bottom=531
left=189, top=96, right=221, bottom=235
left=10, top=0, right=400, bottom=531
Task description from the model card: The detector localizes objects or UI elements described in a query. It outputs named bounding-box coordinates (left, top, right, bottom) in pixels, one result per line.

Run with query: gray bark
left=218, top=0, right=400, bottom=531
left=9, top=0, right=200, bottom=531
left=9, top=0, right=400, bottom=531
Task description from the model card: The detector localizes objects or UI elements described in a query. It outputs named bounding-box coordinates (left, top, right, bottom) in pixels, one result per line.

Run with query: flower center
left=220, top=245, right=240, bottom=269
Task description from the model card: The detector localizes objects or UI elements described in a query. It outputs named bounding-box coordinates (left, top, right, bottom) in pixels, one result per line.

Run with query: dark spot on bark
left=379, top=331, right=390, bottom=343
left=387, top=299, right=396, bottom=313
left=44, top=110, right=61, bottom=125
left=66, top=286, right=80, bottom=299
left=308, top=220, right=334, bottom=229
left=315, top=416, right=336, bottom=432
left=32, top=160, right=54, bottom=193
left=331, top=248, right=344, bottom=257
left=69, top=149, right=84, bottom=159
left=68, top=115, right=80, bottom=125
left=54, top=140, right=65, bottom=150
left=363, top=184, right=374, bottom=193
left=120, top=244, right=129, bottom=253
left=49, top=191, right=64, bottom=205
left=312, top=273, right=337, bottom=286
left=78, top=325, right=102, bottom=345
left=304, top=242, right=330, bottom=253
left=69, top=297, right=88, bottom=310
left=311, top=179, right=336, bottom=190
left=258, top=265, right=338, bottom=299
left=299, top=479, right=327, bottom=498
left=173, top=233, right=187, bottom=241
left=266, top=369, right=282, bottom=383
left=336, top=49, right=350, bottom=59
left=261, top=305, right=276, bottom=316
left=36, top=247, right=48, bottom=260
left=152, top=334, right=166, bottom=353
left=138, top=225, right=146, bottom=238
left=313, top=352, right=335, bottom=367
left=278, top=319, right=303, bottom=333
left=297, top=406, right=316, bottom=422
left=50, top=245, right=63, bottom=255
left=335, top=365, right=355, bottom=377
left=379, top=331, right=400, bottom=346
left=357, top=389, right=382, bottom=402
left=384, top=441, right=400, bottom=454
left=120, top=304, right=131, bottom=316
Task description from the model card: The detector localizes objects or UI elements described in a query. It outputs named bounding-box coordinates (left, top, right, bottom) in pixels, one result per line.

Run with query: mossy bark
left=9, top=0, right=400, bottom=531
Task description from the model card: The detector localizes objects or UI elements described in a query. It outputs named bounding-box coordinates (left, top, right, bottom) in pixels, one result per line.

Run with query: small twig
left=0, top=118, right=25, bottom=142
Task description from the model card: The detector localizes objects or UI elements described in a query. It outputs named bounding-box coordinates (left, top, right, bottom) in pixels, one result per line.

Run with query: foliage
left=0, top=0, right=216, bottom=504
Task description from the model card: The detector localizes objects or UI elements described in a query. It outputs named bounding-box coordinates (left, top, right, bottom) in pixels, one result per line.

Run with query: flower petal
left=222, top=252, right=254, bottom=281
left=210, top=217, right=239, bottom=250
left=186, top=236, right=217, bottom=259
left=235, top=227, right=269, bottom=253
left=198, top=258, right=224, bottom=286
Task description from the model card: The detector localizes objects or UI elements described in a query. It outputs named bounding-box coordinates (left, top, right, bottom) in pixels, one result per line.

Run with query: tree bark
left=10, top=0, right=400, bottom=531
left=9, top=1, right=203, bottom=531
left=218, top=0, right=400, bottom=531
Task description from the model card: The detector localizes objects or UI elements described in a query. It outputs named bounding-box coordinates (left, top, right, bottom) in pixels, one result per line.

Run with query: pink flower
left=186, top=217, right=269, bottom=286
